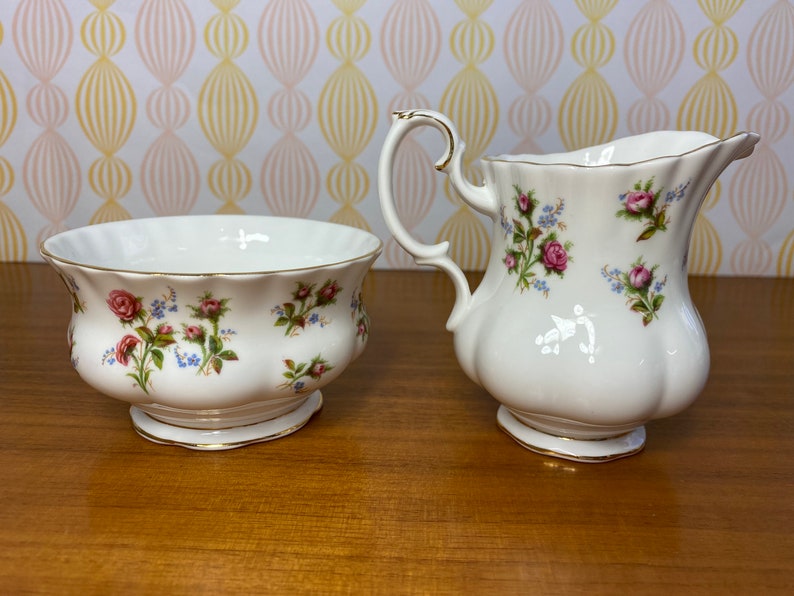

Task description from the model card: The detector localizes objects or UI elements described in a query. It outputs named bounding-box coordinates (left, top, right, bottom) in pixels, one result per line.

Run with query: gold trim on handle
left=393, top=110, right=455, bottom=171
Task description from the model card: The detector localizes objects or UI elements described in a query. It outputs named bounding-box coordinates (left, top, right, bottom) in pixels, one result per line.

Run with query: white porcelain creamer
left=379, top=109, right=759, bottom=462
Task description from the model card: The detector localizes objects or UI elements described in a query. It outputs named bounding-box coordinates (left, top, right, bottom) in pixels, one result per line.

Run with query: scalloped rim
left=40, top=215, right=383, bottom=276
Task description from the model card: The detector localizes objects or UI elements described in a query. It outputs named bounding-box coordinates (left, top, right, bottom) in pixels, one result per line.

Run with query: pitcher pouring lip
left=378, top=108, right=760, bottom=462
left=482, top=129, right=760, bottom=168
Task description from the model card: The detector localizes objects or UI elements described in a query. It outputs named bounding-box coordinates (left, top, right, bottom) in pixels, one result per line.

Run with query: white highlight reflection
left=237, top=229, right=270, bottom=250
left=535, top=304, right=597, bottom=363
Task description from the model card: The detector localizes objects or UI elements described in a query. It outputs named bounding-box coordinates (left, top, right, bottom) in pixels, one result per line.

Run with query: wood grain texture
left=0, top=264, right=792, bottom=594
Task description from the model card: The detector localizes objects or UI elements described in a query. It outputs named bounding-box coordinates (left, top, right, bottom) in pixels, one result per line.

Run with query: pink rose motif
left=107, top=289, right=142, bottom=322
left=115, top=334, right=140, bottom=366
left=357, top=322, right=367, bottom=336
left=184, top=325, right=204, bottom=341
left=310, top=363, right=327, bottom=379
left=625, top=190, right=654, bottom=215
left=518, top=192, right=531, bottom=213
left=157, top=324, right=173, bottom=335
left=199, top=298, right=221, bottom=318
left=542, top=241, right=568, bottom=272
left=318, top=282, right=339, bottom=303
left=504, top=253, right=517, bottom=270
left=295, top=285, right=311, bottom=300
left=629, top=265, right=652, bottom=289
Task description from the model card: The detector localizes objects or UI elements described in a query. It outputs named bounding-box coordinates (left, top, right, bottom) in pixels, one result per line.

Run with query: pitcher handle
left=378, top=110, right=497, bottom=331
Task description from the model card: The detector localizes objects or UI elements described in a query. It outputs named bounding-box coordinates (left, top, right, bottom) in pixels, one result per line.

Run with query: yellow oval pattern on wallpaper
left=199, top=0, right=257, bottom=214
left=560, top=0, right=618, bottom=151
left=76, top=0, right=136, bottom=224
left=0, top=19, right=24, bottom=261
left=0, top=0, right=790, bottom=276
left=319, top=2, right=376, bottom=231
left=438, top=0, right=496, bottom=270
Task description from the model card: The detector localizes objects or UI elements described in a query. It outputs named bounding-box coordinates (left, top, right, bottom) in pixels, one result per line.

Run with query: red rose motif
left=310, top=363, right=326, bottom=379
left=542, top=241, right=568, bottom=272
left=199, top=298, right=221, bottom=318
left=295, top=286, right=311, bottom=300
left=115, top=334, right=140, bottom=366
left=629, top=265, right=652, bottom=289
left=625, top=190, right=654, bottom=214
left=107, top=289, right=142, bottom=322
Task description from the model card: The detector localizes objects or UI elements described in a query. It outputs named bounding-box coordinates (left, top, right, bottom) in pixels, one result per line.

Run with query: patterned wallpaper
left=0, top=0, right=792, bottom=275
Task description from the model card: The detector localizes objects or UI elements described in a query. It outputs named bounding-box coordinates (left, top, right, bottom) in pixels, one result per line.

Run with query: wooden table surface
left=1, top=263, right=792, bottom=594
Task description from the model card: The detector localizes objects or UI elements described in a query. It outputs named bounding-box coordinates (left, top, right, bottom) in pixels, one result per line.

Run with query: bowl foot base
left=496, top=406, right=646, bottom=463
left=129, top=391, right=323, bottom=450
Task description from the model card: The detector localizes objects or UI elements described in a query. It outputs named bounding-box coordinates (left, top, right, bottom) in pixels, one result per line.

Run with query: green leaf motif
left=136, top=326, right=155, bottom=342
left=218, top=350, right=238, bottom=361
left=151, top=349, right=164, bottom=370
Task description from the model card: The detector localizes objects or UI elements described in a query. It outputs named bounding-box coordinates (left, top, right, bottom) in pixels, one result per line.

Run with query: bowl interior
left=42, top=215, right=382, bottom=274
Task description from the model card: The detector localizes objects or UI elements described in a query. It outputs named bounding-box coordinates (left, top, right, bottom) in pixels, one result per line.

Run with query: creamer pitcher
left=378, top=109, right=759, bottom=462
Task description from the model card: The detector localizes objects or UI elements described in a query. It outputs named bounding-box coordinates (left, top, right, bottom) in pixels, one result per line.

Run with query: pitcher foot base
left=130, top=391, right=323, bottom=451
left=496, top=406, right=645, bottom=462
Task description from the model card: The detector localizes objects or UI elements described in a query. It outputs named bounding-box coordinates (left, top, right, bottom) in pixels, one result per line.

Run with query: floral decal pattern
left=101, top=287, right=238, bottom=393
left=601, top=258, right=668, bottom=326
left=616, top=177, right=690, bottom=241
left=55, top=271, right=86, bottom=313
left=350, top=290, right=370, bottom=341
left=178, top=291, right=239, bottom=376
left=278, top=355, right=333, bottom=394
left=604, top=177, right=689, bottom=325
left=272, top=279, right=342, bottom=337
left=501, top=185, right=573, bottom=296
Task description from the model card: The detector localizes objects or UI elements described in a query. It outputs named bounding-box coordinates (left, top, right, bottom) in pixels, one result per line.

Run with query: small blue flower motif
left=532, top=279, right=550, bottom=294
left=664, top=180, right=690, bottom=204
left=294, top=381, right=305, bottom=392
left=272, top=305, right=285, bottom=317
left=611, top=282, right=624, bottom=294
left=537, top=214, right=558, bottom=229
left=309, top=313, right=320, bottom=324
left=150, top=298, right=166, bottom=319
left=654, top=280, right=665, bottom=293
left=499, top=205, right=514, bottom=236
left=102, top=347, right=116, bottom=365
left=187, top=353, right=200, bottom=367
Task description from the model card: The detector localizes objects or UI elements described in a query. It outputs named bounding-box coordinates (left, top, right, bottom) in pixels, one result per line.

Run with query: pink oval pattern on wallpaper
left=13, top=0, right=79, bottom=245
left=730, top=0, right=794, bottom=274
left=258, top=0, right=320, bottom=217
left=381, top=0, right=440, bottom=268
left=136, top=0, right=199, bottom=216
left=624, top=0, right=684, bottom=132
left=504, top=0, right=562, bottom=154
